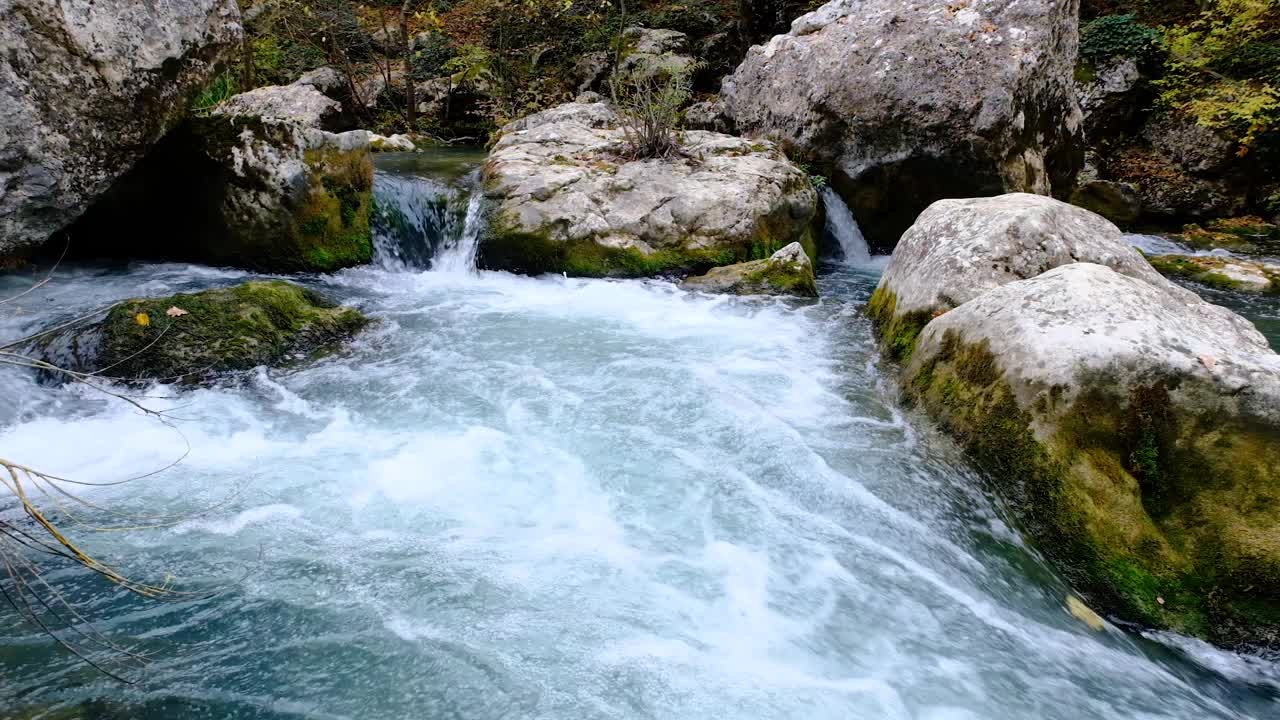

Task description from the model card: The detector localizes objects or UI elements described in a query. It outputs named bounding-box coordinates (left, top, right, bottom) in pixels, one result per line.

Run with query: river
left=0, top=152, right=1276, bottom=718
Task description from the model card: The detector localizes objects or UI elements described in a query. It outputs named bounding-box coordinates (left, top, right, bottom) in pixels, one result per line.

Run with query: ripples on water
left=0, top=161, right=1277, bottom=718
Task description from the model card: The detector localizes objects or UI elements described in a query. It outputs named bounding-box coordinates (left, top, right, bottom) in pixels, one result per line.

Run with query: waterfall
left=369, top=150, right=488, bottom=271
left=430, top=185, right=484, bottom=273
left=821, top=186, right=872, bottom=265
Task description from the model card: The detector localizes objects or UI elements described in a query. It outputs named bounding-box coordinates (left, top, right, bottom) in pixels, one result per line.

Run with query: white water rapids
left=0, top=153, right=1277, bottom=718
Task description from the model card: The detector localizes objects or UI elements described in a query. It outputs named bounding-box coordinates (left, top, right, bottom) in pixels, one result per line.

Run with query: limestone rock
left=618, top=27, right=695, bottom=79
left=479, top=102, right=819, bottom=277
left=33, top=281, right=368, bottom=384
left=903, top=262, right=1280, bottom=650
left=682, top=242, right=818, bottom=297
left=0, top=0, right=242, bottom=260
left=870, top=194, right=1179, bottom=360
left=1076, top=56, right=1143, bottom=139
left=721, top=0, right=1084, bottom=248
left=684, top=99, right=732, bottom=133
left=213, top=84, right=343, bottom=130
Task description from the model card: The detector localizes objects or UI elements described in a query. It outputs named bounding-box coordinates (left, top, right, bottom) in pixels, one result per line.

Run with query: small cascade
left=821, top=186, right=872, bottom=265
left=368, top=149, right=488, bottom=271
left=429, top=180, right=485, bottom=273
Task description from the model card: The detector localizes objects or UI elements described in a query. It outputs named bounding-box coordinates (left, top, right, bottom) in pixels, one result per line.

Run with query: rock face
left=0, top=0, right=242, bottom=261
left=902, top=263, right=1280, bottom=650
left=869, top=194, right=1177, bottom=359
left=34, top=281, right=368, bottom=384
left=1070, top=179, right=1142, bottom=227
left=213, top=84, right=343, bottom=130
left=619, top=27, right=695, bottom=78
left=479, top=102, right=819, bottom=277
left=1076, top=56, right=1143, bottom=140
left=1148, top=254, right=1280, bottom=294
left=721, top=0, right=1084, bottom=249
left=67, top=102, right=375, bottom=273
left=682, top=242, right=817, bottom=296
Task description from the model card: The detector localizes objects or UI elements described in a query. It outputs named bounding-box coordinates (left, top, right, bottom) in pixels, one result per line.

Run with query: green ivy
left=1080, top=14, right=1163, bottom=63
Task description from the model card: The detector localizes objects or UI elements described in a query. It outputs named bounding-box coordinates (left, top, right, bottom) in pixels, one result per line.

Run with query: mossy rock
left=36, top=281, right=369, bottom=383
left=480, top=211, right=819, bottom=279
left=189, top=116, right=375, bottom=272
left=681, top=242, right=818, bottom=297
left=903, top=264, right=1280, bottom=650
left=1148, top=254, right=1279, bottom=293
left=1171, top=217, right=1280, bottom=255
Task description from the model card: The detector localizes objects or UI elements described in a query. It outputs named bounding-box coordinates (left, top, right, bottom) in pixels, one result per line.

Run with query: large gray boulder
left=479, top=102, right=819, bottom=277
left=721, top=0, right=1084, bottom=248
left=0, top=0, right=242, bottom=261
left=902, top=262, right=1280, bottom=650
left=867, top=194, right=1207, bottom=359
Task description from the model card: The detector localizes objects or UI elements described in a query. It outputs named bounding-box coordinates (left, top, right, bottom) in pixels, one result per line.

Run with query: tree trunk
left=401, top=1, right=416, bottom=129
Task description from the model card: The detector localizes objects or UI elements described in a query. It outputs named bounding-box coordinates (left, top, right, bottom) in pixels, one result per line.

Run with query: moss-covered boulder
left=901, top=263, right=1280, bottom=650
left=868, top=193, right=1178, bottom=362
left=1148, top=254, right=1280, bottom=294
left=681, top=242, right=817, bottom=297
left=35, top=281, right=368, bottom=383
left=478, top=102, right=818, bottom=277
left=193, top=96, right=375, bottom=271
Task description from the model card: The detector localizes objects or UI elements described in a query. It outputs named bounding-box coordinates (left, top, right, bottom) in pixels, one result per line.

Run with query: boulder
left=571, top=51, right=611, bottom=94
left=720, top=0, right=1084, bottom=249
left=1148, top=254, right=1280, bottom=294
left=185, top=105, right=376, bottom=271
left=684, top=99, right=732, bottom=134
left=1076, top=56, right=1144, bottom=140
left=1109, top=145, right=1244, bottom=220
left=66, top=106, right=375, bottom=272
left=618, top=27, right=695, bottom=79
left=479, top=102, right=819, bottom=277
left=1070, top=180, right=1142, bottom=227
left=213, top=84, right=343, bottom=130
left=33, top=281, right=368, bottom=384
left=0, top=0, right=242, bottom=261
left=682, top=242, right=818, bottom=297
left=868, top=194, right=1181, bottom=360
left=902, top=262, right=1280, bottom=650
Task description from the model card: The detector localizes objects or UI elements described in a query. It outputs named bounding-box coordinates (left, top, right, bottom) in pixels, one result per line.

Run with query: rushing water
left=1, top=156, right=1279, bottom=718
left=820, top=187, right=874, bottom=267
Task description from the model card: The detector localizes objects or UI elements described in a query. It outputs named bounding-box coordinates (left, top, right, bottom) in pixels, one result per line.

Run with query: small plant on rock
left=609, top=62, right=698, bottom=159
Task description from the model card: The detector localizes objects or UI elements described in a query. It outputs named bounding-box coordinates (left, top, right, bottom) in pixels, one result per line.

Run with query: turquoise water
left=0, top=158, right=1277, bottom=718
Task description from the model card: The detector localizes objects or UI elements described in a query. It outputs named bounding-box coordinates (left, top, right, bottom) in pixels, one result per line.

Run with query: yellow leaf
left=1066, top=595, right=1106, bottom=632
left=166, top=306, right=189, bottom=317
left=134, top=312, right=150, bottom=327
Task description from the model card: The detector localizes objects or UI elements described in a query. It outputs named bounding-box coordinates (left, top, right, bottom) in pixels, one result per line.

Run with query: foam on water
left=1, top=160, right=1277, bottom=717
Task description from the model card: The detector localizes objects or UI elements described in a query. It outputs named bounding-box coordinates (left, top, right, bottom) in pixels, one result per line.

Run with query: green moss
left=479, top=212, right=817, bottom=279
left=95, top=280, right=369, bottom=383
left=903, top=329, right=1280, bottom=648
left=292, top=147, right=374, bottom=271
left=865, top=287, right=934, bottom=362
left=1148, top=254, right=1278, bottom=293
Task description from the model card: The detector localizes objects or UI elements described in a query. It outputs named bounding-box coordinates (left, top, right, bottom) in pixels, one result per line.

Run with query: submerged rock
left=681, top=242, right=817, bottom=297
left=479, top=102, right=818, bottom=277
left=1148, top=254, right=1280, bottom=294
left=34, top=281, right=368, bottom=384
left=720, top=0, right=1083, bottom=248
left=0, top=0, right=241, bottom=261
left=902, top=263, right=1280, bottom=650
left=868, top=194, right=1179, bottom=360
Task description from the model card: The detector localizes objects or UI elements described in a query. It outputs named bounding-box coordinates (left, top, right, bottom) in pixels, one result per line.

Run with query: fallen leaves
left=134, top=312, right=150, bottom=327
left=1199, top=354, right=1217, bottom=370
left=166, top=306, right=189, bottom=317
